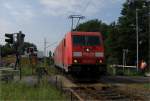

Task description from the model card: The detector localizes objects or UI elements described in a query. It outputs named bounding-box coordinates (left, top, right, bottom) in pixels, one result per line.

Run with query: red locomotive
left=54, top=32, right=106, bottom=77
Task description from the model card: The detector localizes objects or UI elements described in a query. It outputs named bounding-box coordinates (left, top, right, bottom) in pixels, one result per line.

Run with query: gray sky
left=0, top=0, right=125, bottom=53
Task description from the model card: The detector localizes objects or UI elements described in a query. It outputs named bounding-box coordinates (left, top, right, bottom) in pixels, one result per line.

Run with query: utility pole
left=123, top=49, right=125, bottom=71
left=136, top=8, right=139, bottom=72
left=0, top=44, right=1, bottom=67
left=147, top=0, right=150, bottom=71
left=123, top=49, right=128, bottom=72
left=44, top=38, right=46, bottom=66
left=17, top=31, right=25, bottom=80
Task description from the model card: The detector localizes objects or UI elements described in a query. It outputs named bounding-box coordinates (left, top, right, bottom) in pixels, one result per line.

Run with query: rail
left=65, top=85, right=146, bottom=101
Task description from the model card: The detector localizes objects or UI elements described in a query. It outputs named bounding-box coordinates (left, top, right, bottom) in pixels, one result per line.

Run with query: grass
left=143, top=83, right=150, bottom=89
left=21, top=65, right=33, bottom=76
left=107, top=66, right=145, bottom=76
left=0, top=81, right=67, bottom=101
left=0, top=57, right=67, bottom=100
left=21, top=64, right=59, bottom=76
left=47, top=65, right=61, bottom=75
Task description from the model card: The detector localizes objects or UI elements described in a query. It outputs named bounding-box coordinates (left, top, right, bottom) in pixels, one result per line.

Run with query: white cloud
left=0, top=18, right=14, bottom=33
left=39, top=0, right=124, bottom=16
left=2, top=1, right=35, bottom=23
left=0, top=0, right=125, bottom=47
left=0, top=19, right=14, bottom=44
left=40, top=0, right=77, bottom=15
left=40, top=0, right=98, bottom=16
left=0, top=0, right=35, bottom=44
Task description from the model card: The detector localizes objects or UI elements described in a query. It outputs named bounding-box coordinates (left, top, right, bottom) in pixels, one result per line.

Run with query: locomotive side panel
left=64, top=32, right=73, bottom=72
left=54, top=40, right=64, bottom=69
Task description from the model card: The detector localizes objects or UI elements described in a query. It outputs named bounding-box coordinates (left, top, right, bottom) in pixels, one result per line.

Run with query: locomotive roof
left=69, top=31, right=102, bottom=36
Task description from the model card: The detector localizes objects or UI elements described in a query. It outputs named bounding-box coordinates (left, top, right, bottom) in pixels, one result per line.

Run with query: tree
left=76, top=19, right=109, bottom=39
left=1, top=44, right=15, bottom=57
left=105, top=22, right=120, bottom=64
left=23, top=42, right=37, bottom=52
left=116, top=0, right=149, bottom=65
left=1, top=42, right=37, bottom=57
left=105, top=0, right=149, bottom=65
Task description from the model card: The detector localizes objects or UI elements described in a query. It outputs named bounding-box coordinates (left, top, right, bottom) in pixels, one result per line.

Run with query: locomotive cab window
left=73, top=35, right=100, bottom=46
left=73, top=35, right=85, bottom=46
left=86, top=36, right=100, bottom=46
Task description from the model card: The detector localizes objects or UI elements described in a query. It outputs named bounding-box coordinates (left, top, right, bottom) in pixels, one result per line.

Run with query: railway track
left=48, top=72, right=149, bottom=101
left=65, top=85, right=145, bottom=101
left=61, top=75, right=147, bottom=101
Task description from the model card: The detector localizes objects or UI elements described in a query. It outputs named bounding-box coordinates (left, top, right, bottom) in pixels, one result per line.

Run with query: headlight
left=74, top=59, right=78, bottom=63
left=73, top=52, right=82, bottom=57
left=99, top=59, right=103, bottom=63
left=95, top=52, right=104, bottom=57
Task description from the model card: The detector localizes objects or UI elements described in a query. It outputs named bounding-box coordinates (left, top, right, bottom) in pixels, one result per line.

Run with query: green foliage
left=106, top=0, right=149, bottom=65
left=123, top=69, right=144, bottom=76
left=23, top=42, right=37, bottom=52
left=1, top=42, right=37, bottom=57
left=22, top=66, right=33, bottom=76
left=107, top=66, right=145, bottom=76
left=105, top=22, right=120, bottom=64
left=118, top=0, right=148, bottom=63
left=107, top=65, right=117, bottom=75
left=1, top=44, right=15, bottom=57
left=76, top=19, right=109, bottom=38
left=144, top=83, right=150, bottom=89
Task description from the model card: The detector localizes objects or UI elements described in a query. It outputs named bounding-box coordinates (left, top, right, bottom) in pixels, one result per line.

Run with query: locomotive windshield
left=73, top=35, right=100, bottom=46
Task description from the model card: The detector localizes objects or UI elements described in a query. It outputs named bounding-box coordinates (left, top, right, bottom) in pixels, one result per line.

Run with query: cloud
left=39, top=0, right=124, bottom=16
left=40, top=0, right=79, bottom=16
left=0, top=0, right=36, bottom=44
left=0, top=18, right=14, bottom=44
left=39, top=0, right=98, bottom=16
left=0, top=19, right=11, bottom=32
left=2, top=1, right=35, bottom=23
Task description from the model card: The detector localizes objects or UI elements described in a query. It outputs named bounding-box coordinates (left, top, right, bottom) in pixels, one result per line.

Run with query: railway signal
left=27, top=47, right=34, bottom=54
left=15, top=31, right=25, bottom=80
left=5, top=33, right=14, bottom=44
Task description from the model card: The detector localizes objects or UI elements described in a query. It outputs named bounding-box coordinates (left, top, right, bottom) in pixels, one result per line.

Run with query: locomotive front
left=69, top=32, right=106, bottom=76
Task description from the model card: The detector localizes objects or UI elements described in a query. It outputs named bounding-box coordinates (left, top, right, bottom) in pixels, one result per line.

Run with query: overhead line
left=46, top=41, right=58, bottom=48
left=81, top=0, right=91, bottom=14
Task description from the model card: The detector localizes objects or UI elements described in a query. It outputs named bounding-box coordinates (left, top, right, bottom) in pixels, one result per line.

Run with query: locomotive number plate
left=82, top=59, right=95, bottom=63
left=83, top=52, right=94, bottom=57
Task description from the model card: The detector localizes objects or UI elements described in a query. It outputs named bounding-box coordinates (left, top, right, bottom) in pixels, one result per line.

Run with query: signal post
left=5, top=31, right=25, bottom=80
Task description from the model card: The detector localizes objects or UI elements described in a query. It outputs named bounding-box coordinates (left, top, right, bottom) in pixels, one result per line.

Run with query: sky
left=0, top=0, right=125, bottom=54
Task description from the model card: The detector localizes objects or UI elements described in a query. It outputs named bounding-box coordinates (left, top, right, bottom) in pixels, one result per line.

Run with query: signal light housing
left=17, top=31, right=25, bottom=45
left=5, top=34, right=14, bottom=44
